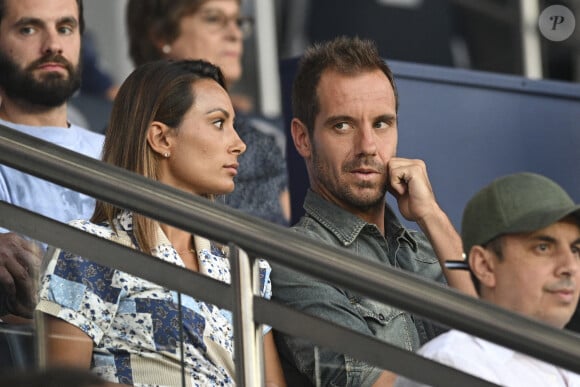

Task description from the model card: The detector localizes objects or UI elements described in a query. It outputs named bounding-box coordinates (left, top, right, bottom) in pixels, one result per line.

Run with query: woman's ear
left=469, top=245, right=497, bottom=289
left=291, top=118, right=312, bottom=159
left=147, top=121, right=174, bottom=157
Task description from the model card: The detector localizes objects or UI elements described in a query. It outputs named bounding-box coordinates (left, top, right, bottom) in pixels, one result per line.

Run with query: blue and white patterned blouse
left=37, top=211, right=272, bottom=386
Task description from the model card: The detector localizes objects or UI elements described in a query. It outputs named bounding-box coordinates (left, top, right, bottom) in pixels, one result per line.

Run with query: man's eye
left=334, top=122, right=350, bottom=131
left=374, top=121, right=388, bottom=129
left=19, top=27, right=35, bottom=35
left=535, top=243, right=550, bottom=253
left=59, top=26, right=74, bottom=35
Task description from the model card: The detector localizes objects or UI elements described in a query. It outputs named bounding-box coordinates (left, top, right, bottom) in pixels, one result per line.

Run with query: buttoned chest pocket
left=350, top=296, right=420, bottom=351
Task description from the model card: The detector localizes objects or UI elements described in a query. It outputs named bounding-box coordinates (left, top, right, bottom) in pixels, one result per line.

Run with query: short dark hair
left=0, top=0, right=84, bottom=34
left=92, top=59, right=226, bottom=254
left=292, top=36, right=398, bottom=137
left=126, top=0, right=206, bottom=67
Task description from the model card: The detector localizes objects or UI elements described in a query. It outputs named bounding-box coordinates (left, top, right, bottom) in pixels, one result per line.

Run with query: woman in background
left=36, top=60, right=286, bottom=386
left=126, top=0, right=291, bottom=226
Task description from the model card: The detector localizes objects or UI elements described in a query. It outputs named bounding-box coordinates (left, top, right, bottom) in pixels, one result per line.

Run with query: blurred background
left=80, top=0, right=580, bottom=126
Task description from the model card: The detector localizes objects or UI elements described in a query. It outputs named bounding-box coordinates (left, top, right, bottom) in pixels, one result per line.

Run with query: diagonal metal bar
left=0, top=201, right=232, bottom=310
left=2, top=125, right=580, bottom=379
left=254, top=298, right=498, bottom=387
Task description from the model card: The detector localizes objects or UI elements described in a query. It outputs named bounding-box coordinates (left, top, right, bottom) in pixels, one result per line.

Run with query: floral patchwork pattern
left=37, top=211, right=272, bottom=386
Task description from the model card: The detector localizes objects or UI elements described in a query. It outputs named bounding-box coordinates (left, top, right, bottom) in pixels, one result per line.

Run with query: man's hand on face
left=387, top=157, right=439, bottom=223
left=0, top=233, right=42, bottom=319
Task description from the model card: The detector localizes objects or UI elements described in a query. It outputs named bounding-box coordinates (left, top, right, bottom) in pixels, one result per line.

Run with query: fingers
left=0, top=233, right=41, bottom=318
left=387, top=157, right=431, bottom=196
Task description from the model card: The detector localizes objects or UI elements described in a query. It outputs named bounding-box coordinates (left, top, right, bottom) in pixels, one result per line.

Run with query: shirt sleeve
left=36, top=245, right=122, bottom=345
left=271, top=262, right=383, bottom=387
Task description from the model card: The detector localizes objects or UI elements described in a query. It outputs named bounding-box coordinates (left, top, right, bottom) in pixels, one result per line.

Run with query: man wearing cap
left=395, top=172, right=580, bottom=386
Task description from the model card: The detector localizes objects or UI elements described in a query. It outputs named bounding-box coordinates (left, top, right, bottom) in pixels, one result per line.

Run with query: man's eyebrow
left=322, top=115, right=352, bottom=127
left=14, top=17, right=44, bottom=28
left=375, top=114, right=397, bottom=122
left=531, top=235, right=557, bottom=243
left=57, top=16, right=79, bottom=27
left=14, top=16, right=78, bottom=28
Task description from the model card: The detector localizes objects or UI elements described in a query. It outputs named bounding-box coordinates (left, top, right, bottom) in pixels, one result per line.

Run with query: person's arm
left=271, top=263, right=384, bottom=386
left=373, top=371, right=397, bottom=386
left=387, top=158, right=476, bottom=297
left=279, top=188, right=292, bottom=223
left=44, top=314, right=93, bottom=367
left=0, top=233, right=41, bottom=319
left=44, top=314, right=128, bottom=386
left=263, top=330, right=287, bottom=386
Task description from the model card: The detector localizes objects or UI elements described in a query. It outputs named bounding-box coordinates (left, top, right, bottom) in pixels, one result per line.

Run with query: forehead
left=508, top=217, right=580, bottom=244
left=315, top=69, right=396, bottom=116
left=189, top=79, right=232, bottom=110
left=2, top=0, right=79, bottom=22
left=197, top=0, right=240, bottom=12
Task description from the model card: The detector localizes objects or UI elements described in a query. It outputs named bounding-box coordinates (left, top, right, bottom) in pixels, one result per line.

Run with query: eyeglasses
left=199, top=10, right=254, bottom=38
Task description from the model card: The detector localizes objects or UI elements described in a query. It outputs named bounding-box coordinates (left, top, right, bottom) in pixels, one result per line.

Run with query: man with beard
left=271, top=37, right=475, bottom=386
left=0, top=0, right=103, bottom=320
left=396, top=173, right=580, bottom=386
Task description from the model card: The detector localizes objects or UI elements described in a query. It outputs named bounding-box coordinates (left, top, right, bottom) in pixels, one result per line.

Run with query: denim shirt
left=271, top=190, right=447, bottom=387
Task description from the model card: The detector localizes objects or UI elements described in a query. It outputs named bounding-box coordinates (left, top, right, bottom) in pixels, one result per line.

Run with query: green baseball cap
left=461, top=172, right=580, bottom=256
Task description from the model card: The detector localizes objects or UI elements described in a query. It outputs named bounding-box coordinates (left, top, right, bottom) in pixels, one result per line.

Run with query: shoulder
left=68, top=219, right=115, bottom=239
left=68, top=124, right=104, bottom=158
left=419, top=330, right=474, bottom=357
left=418, top=330, right=499, bottom=378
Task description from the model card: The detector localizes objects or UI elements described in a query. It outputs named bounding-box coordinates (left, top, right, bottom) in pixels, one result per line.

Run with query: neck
left=160, top=223, right=193, bottom=253
left=0, top=96, right=69, bottom=128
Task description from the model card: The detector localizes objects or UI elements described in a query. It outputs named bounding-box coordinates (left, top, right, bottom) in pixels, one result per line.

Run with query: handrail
left=2, top=124, right=580, bottom=383
left=0, top=196, right=494, bottom=386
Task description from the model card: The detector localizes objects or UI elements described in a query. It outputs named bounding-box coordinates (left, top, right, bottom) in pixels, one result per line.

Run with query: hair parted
left=292, top=36, right=398, bottom=137
left=91, top=59, right=226, bottom=253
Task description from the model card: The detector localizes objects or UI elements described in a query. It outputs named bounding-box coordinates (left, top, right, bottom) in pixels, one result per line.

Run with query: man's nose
left=42, top=30, right=64, bottom=55
left=355, top=125, right=378, bottom=155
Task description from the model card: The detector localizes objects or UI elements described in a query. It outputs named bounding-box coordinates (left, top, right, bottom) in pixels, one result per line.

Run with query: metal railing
left=2, top=124, right=580, bottom=386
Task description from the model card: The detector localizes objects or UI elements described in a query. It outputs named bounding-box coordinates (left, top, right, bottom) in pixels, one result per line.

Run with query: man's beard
left=312, top=146, right=388, bottom=212
left=0, top=50, right=81, bottom=108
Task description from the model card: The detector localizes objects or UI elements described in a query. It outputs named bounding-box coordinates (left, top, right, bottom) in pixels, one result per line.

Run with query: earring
left=163, top=152, right=170, bottom=158
left=162, top=44, right=171, bottom=54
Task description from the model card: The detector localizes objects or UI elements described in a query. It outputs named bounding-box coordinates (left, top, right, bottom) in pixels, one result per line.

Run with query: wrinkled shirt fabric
left=395, top=330, right=580, bottom=387
left=272, top=190, right=446, bottom=386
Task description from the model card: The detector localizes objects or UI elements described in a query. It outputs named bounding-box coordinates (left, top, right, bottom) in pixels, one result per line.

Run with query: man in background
left=396, top=172, right=580, bottom=386
left=0, top=0, right=103, bottom=319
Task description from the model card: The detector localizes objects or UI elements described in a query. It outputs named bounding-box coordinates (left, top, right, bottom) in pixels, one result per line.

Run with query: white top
left=0, top=117, right=103, bottom=231
left=394, top=329, right=580, bottom=387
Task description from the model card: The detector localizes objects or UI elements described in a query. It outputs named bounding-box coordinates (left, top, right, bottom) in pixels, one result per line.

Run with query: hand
left=387, top=157, right=438, bottom=222
left=0, top=233, right=42, bottom=318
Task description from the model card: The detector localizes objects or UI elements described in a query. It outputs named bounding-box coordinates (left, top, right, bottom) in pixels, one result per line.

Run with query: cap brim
left=503, top=204, right=580, bottom=235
